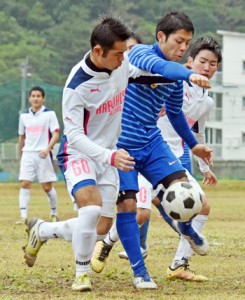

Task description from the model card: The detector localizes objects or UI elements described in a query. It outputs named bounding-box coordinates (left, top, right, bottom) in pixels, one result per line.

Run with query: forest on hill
left=1, top=0, right=245, bottom=86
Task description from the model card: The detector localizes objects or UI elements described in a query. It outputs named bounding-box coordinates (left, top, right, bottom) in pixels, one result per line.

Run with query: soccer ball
left=162, top=182, right=202, bottom=222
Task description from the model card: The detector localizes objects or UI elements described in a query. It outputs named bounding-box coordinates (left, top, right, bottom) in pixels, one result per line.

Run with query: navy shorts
left=118, top=135, right=185, bottom=192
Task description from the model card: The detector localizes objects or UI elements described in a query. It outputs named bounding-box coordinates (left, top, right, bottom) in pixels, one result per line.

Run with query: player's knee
left=199, top=195, right=210, bottom=215
left=117, top=190, right=137, bottom=212
left=136, top=208, right=151, bottom=225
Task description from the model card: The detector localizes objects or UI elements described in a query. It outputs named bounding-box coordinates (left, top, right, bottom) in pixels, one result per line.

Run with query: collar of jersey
left=152, top=42, right=168, bottom=61
left=29, top=105, right=45, bottom=115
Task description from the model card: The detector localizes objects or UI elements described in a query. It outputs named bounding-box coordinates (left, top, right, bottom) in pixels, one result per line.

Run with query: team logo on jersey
left=90, top=85, right=101, bottom=93
left=96, top=90, right=126, bottom=116
left=151, top=84, right=158, bottom=89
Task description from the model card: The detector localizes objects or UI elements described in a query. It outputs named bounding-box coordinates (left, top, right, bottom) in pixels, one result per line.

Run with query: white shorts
left=136, top=174, right=162, bottom=210
left=19, top=151, right=57, bottom=183
left=64, top=156, right=119, bottom=218
left=136, top=170, right=204, bottom=210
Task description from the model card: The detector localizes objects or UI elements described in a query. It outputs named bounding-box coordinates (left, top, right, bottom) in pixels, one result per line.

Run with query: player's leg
left=116, top=166, right=157, bottom=289
left=17, top=152, right=36, bottom=224
left=38, top=155, right=59, bottom=221
left=91, top=173, right=152, bottom=272
left=119, top=174, right=152, bottom=260
left=167, top=171, right=209, bottom=281
left=144, top=139, right=209, bottom=256
left=91, top=168, right=119, bottom=273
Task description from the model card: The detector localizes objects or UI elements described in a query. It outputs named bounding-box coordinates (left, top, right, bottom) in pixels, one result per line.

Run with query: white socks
left=39, top=218, right=77, bottom=242
left=104, top=222, right=119, bottom=246
left=19, top=188, right=30, bottom=219
left=73, top=206, right=101, bottom=277
left=46, top=187, right=58, bottom=216
left=171, top=214, right=208, bottom=269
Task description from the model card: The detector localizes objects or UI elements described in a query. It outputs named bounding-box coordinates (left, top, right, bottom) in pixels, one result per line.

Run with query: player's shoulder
left=129, top=44, right=153, bottom=57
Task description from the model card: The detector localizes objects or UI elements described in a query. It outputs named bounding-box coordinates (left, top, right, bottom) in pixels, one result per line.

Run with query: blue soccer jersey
left=117, top=42, right=197, bottom=151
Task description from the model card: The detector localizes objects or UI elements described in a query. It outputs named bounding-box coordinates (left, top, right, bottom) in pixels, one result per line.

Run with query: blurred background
left=0, top=0, right=245, bottom=181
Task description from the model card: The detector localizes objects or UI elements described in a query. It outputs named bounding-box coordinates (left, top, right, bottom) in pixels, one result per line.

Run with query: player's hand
left=39, top=149, right=49, bottom=159
left=191, top=144, right=213, bottom=166
left=113, top=149, right=135, bottom=171
left=189, top=73, right=211, bottom=89
left=202, top=170, right=217, bottom=186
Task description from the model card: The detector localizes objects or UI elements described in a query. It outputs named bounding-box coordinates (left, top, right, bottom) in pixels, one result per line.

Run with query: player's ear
left=93, top=44, right=103, bottom=56
left=157, top=31, right=166, bottom=43
left=187, top=56, right=193, bottom=65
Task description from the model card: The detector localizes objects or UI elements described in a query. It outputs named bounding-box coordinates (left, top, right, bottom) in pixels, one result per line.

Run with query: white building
left=207, top=30, right=245, bottom=160
left=194, top=30, right=245, bottom=178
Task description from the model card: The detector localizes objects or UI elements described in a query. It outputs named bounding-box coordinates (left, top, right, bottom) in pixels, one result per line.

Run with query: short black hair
left=29, top=86, right=45, bottom=97
left=189, top=37, right=222, bottom=63
left=156, top=11, right=194, bottom=41
left=90, top=16, right=132, bottom=54
left=129, top=32, right=143, bottom=44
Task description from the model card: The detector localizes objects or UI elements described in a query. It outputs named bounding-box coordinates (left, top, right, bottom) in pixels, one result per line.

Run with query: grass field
left=0, top=180, right=245, bottom=300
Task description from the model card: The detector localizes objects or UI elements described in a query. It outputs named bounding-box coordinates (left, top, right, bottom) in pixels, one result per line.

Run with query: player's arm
left=165, top=86, right=212, bottom=165
left=18, top=135, right=25, bottom=160
left=128, top=44, right=210, bottom=88
left=18, top=115, right=25, bottom=160
left=63, top=89, right=135, bottom=170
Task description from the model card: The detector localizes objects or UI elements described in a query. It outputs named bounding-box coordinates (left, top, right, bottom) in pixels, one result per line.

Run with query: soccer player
left=161, top=36, right=221, bottom=281
left=22, top=15, right=211, bottom=292
left=17, top=86, right=60, bottom=225
left=120, top=36, right=222, bottom=281
left=91, top=11, right=213, bottom=288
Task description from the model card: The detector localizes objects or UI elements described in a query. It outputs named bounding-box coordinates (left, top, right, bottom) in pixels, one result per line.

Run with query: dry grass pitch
left=0, top=180, right=244, bottom=300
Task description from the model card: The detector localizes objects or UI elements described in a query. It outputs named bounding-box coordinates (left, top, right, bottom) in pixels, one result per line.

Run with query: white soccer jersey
left=18, top=106, right=60, bottom=152
left=62, top=52, right=149, bottom=165
left=157, top=81, right=213, bottom=172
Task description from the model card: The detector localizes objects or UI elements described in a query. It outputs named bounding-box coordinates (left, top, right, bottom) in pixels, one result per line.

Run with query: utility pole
left=20, top=57, right=29, bottom=113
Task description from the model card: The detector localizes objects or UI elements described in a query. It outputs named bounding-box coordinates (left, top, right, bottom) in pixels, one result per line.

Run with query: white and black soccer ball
left=162, top=182, right=202, bottom=222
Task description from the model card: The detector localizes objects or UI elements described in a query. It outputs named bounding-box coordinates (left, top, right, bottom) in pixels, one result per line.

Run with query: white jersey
left=18, top=106, right=60, bottom=152
left=62, top=51, right=149, bottom=165
left=157, top=81, right=213, bottom=172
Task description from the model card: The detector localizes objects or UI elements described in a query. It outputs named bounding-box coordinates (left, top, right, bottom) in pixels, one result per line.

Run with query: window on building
left=216, top=129, right=222, bottom=144
left=242, top=133, right=245, bottom=144
left=242, top=97, right=245, bottom=109
left=205, top=128, right=222, bottom=145
left=216, top=93, right=222, bottom=108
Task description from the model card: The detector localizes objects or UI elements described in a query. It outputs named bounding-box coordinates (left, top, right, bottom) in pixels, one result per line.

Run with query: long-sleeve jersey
left=59, top=51, right=172, bottom=166
left=18, top=105, right=60, bottom=152
left=157, top=81, right=214, bottom=172
left=117, top=42, right=197, bottom=150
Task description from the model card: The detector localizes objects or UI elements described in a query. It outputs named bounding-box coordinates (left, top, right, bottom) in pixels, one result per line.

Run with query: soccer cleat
left=166, top=264, right=208, bottom=282
left=71, top=273, right=92, bottom=291
left=23, top=218, right=45, bottom=267
left=90, top=241, right=112, bottom=273
left=50, top=215, right=59, bottom=222
left=118, top=247, right=148, bottom=260
left=15, top=217, right=28, bottom=225
left=133, top=271, right=157, bottom=289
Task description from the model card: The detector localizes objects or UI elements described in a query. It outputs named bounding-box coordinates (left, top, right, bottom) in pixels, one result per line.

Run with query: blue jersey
left=117, top=42, right=197, bottom=151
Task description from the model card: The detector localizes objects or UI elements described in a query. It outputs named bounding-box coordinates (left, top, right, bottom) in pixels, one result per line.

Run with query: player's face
left=187, top=50, right=219, bottom=79
left=93, top=41, right=126, bottom=71
left=158, top=29, right=192, bottom=62
left=126, top=37, right=138, bottom=52
left=29, top=90, right=45, bottom=111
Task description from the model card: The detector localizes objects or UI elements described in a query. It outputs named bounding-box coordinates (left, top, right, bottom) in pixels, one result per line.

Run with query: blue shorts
left=118, top=135, right=185, bottom=192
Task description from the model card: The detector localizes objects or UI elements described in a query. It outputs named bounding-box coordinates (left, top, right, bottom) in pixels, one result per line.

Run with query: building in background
left=193, top=30, right=245, bottom=179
